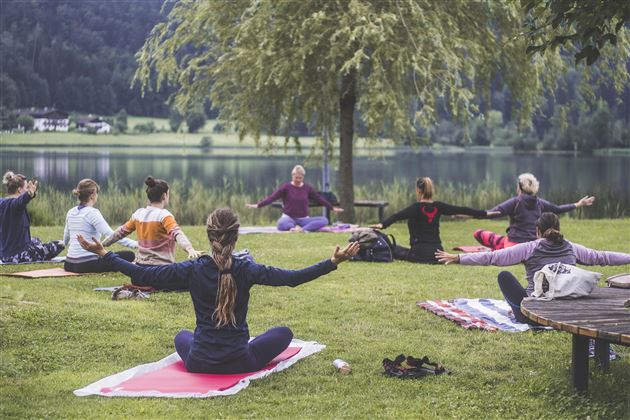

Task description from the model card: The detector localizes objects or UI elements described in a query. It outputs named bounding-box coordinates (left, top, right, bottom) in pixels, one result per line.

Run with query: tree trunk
left=338, top=69, right=356, bottom=222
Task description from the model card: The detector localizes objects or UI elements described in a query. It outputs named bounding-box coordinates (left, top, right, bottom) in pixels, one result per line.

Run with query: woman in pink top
left=246, top=165, right=343, bottom=232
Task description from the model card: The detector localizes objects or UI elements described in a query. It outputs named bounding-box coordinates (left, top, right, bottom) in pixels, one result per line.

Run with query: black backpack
left=348, top=230, right=396, bottom=262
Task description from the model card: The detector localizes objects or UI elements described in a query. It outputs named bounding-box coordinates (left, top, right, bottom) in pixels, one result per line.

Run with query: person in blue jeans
left=78, top=207, right=359, bottom=374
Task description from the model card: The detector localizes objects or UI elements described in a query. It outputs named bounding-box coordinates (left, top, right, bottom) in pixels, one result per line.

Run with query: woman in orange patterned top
left=103, top=176, right=202, bottom=266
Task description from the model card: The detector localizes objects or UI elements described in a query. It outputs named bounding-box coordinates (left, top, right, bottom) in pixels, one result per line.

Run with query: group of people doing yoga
left=2, top=167, right=628, bottom=374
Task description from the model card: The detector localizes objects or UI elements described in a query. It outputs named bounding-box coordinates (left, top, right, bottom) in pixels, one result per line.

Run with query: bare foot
left=290, top=226, right=303, bottom=232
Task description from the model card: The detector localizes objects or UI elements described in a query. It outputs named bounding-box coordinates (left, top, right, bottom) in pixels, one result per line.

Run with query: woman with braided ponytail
left=436, top=212, right=630, bottom=323
left=77, top=208, right=359, bottom=373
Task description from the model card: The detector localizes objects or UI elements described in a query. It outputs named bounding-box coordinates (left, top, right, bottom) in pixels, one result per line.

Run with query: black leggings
left=392, top=243, right=443, bottom=264
left=497, top=271, right=534, bottom=324
left=64, top=251, right=135, bottom=273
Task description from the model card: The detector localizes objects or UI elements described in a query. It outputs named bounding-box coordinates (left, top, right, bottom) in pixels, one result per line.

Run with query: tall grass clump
left=353, top=179, right=626, bottom=224
left=26, top=179, right=626, bottom=226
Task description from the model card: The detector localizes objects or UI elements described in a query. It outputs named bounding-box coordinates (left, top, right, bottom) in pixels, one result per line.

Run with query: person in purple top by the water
left=0, top=171, right=64, bottom=263
left=438, top=213, right=630, bottom=323
left=246, top=165, right=344, bottom=232
left=473, top=173, right=595, bottom=250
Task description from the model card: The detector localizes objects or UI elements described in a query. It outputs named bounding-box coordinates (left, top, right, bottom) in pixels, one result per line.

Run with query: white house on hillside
left=18, top=108, right=70, bottom=132
left=77, top=116, right=111, bottom=134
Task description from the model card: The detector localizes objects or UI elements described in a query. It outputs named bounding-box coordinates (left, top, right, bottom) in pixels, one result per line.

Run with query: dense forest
left=0, top=0, right=168, bottom=116
left=1, top=0, right=629, bottom=151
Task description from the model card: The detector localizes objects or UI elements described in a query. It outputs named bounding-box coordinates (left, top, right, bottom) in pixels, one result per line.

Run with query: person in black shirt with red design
left=370, top=177, right=495, bottom=263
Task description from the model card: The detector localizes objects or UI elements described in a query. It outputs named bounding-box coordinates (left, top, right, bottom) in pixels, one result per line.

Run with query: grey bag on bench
left=528, top=262, right=601, bottom=300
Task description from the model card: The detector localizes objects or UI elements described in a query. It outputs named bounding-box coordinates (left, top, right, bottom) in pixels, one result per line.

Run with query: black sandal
left=383, top=354, right=450, bottom=378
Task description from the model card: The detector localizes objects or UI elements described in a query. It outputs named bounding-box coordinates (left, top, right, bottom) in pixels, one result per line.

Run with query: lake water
left=1, top=147, right=629, bottom=212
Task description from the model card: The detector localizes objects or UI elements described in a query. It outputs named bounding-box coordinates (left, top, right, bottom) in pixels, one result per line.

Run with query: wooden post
left=594, top=339, right=610, bottom=370
left=571, top=334, right=589, bottom=392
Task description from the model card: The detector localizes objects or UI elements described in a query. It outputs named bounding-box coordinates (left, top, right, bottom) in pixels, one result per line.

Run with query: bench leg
left=571, top=334, right=589, bottom=392
left=594, top=339, right=610, bottom=370
left=378, top=206, right=384, bottom=222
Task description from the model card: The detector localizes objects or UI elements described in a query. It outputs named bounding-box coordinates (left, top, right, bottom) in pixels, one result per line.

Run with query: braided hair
left=206, top=208, right=240, bottom=328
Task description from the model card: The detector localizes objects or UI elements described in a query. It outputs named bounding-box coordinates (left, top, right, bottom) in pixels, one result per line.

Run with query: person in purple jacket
left=0, top=171, right=64, bottom=263
left=246, top=165, right=344, bottom=232
left=78, top=208, right=360, bottom=374
left=437, top=212, right=630, bottom=323
left=473, top=173, right=595, bottom=250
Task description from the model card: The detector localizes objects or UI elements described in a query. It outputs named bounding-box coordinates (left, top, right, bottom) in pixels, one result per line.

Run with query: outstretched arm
left=77, top=235, right=194, bottom=285
left=102, top=219, right=135, bottom=247
left=252, top=184, right=288, bottom=209
left=486, top=197, right=518, bottom=219
left=572, top=243, right=630, bottom=266
left=379, top=204, right=416, bottom=229
left=91, top=210, right=137, bottom=249
left=540, top=196, right=594, bottom=214
left=247, top=242, right=359, bottom=287
left=438, top=202, right=487, bottom=218
left=436, top=241, right=538, bottom=266
left=162, top=215, right=202, bottom=258
left=308, top=187, right=342, bottom=213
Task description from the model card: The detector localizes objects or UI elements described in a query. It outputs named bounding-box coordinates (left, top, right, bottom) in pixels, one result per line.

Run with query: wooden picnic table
left=521, top=287, right=630, bottom=392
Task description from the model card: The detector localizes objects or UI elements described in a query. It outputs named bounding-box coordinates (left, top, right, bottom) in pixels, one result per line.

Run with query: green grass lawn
left=1, top=219, right=629, bottom=418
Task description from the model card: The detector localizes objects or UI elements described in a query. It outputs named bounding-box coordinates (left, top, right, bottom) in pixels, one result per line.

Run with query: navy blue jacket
left=0, top=192, right=33, bottom=258
left=102, top=252, right=336, bottom=366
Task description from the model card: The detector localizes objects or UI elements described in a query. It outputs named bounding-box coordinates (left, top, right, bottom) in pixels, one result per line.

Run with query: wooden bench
left=271, top=198, right=388, bottom=221
left=521, top=287, right=630, bottom=392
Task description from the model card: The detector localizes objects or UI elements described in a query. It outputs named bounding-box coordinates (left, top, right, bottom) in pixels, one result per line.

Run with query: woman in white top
left=63, top=179, right=137, bottom=273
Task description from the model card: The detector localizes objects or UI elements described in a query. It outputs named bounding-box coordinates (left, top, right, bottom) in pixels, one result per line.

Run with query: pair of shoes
left=383, top=354, right=450, bottom=378
left=112, top=287, right=149, bottom=301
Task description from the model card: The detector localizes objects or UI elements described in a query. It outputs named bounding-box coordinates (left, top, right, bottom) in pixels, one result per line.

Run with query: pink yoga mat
left=452, top=246, right=490, bottom=253
left=74, top=339, right=325, bottom=398
left=102, top=347, right=300, bottom=394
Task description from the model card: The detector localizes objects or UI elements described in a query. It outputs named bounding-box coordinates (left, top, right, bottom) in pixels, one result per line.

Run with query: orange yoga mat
left=2, top=267, right=82, bottom=278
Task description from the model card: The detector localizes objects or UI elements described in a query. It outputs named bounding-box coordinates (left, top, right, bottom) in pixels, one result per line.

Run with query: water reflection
left=1, top=149, right=629, bottom=203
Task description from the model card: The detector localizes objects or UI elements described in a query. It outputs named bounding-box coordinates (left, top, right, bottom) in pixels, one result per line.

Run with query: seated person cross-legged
left=437, top=212, right=630, bottom=323
left=246, top=165, right=343, bottom=232
left=77, top=208, right=360, bottom=374
left=473, top=172, right=595, bottom=250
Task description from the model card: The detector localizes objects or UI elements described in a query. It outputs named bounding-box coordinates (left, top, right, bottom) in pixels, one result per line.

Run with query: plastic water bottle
left=332, top=359, right=351, bottom=374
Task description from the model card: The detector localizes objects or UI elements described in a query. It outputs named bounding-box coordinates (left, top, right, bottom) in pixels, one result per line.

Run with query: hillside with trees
left=0, top=0, right=168, bottom=117
left=1, top=0, right=629, bottom=154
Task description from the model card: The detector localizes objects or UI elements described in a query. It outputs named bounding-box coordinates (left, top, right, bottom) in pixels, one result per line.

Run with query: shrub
left=169, top=107, right=184, bottom=132
left=212, top=122, right=226, bottom=133
left=134, top=121, right=156, bottom=134
left=200, top=136, right=213, bottom=149
left=186, top=107, right=206, bottom=133
left=115, top=109, right=128, bottom=133
left=17, top=115, right=34, bottom=131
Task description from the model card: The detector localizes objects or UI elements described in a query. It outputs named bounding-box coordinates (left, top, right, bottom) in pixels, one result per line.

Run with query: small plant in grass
left=134, top=121, right=156, bottom=134
left=200, top=136, right=213, bottom=149
left=212, top=122, right=226, bottom=133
